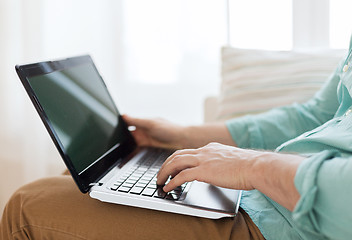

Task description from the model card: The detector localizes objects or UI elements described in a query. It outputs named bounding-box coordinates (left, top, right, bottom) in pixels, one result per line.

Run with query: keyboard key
left=127, top=176, right=139, bottom=182
left=121, top=174, right=130, bottom=179
left=144, top=173, right=155, bottom=178
left=125, top=180, right=137, bottom=185
left=171, top=187, right=182, bottom=194
left=138, top=179, right=150, bottom=184
left=132, top=173, right=143, bottom=178
left=135, top=182, right=147, bottom=188
left=137, top=167, right=148, bottom=172
left=130, top=186, right=144, bottom=195
left=153, top=188, right=167, bottom=199
left=121, top=182, right=134, bottom=188
left=118, top=186, right=131, bottom=193
left=141, top=188, right=156, bottom=197
left=147, top=183, right=157, bottom=189
left=171, top=193, right=180, bottom=200
left=165, top=194, right=176, bottom=200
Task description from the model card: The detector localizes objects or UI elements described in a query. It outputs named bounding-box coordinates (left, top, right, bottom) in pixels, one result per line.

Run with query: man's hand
left=157, top=142, right=305, bottom=211
left=123, top=115, right=236, bottom=150
left=156, top=142, right=256, bottom=192
left=122, top=115, right=186, bottom=150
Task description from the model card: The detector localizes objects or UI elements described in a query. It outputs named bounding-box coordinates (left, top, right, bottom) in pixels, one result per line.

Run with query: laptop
left=15, top=55, right=241, bottom=219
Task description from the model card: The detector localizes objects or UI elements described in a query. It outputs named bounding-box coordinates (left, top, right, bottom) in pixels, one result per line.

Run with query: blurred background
left=0, top=0, right=351, bottom=216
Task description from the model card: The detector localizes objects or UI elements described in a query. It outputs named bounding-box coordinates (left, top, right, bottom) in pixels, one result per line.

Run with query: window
left=229, top=0, right=292, bottom=50
left=122, top=0, right=227, bottom=85
left=230, top=0, right=352, bottom=50
left=330, top=0, right=352, bottom=49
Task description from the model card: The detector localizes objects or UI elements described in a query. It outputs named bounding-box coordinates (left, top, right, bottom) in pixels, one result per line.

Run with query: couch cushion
left=217, top=47, right=346, bottom=121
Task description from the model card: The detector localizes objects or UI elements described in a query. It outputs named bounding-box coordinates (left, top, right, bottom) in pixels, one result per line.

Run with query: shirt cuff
left=226, top=115, right=265, bottom=149
left=293, top=150, right=341, bottom=233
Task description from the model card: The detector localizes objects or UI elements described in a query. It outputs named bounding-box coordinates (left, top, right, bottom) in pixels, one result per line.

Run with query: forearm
left=182, top=123, right=237, bottom=149
left=226, top=70, right=341, bottom=151
left=250, top=152, right=305, bottom=211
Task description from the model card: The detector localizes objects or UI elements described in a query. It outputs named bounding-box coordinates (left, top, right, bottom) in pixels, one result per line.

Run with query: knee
left=0, top=178, right=47, bottom=239
left=0, top=186, right=24, bottom=239
left=2, top=177, right=56, bottom=219
left=1, top=176, right=72, bottom=233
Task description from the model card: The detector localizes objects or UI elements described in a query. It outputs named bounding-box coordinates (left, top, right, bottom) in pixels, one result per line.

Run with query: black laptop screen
left=28, top=63, right=128, bottom=174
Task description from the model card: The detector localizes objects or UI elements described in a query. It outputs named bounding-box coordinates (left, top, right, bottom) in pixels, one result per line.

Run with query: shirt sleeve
left=293, top=150, right=352, bottom=240
left=226, top=63, right=342, bottom=150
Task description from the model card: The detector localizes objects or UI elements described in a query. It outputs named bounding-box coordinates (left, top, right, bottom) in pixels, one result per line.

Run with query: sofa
left=204, top=47, right=346, bottom=123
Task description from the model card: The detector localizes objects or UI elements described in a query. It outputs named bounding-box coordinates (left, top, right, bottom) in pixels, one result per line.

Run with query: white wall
left=0, top=0, right=228, bottom=218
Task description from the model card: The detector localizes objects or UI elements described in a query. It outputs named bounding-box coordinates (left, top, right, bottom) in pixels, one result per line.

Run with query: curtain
left=0, top=2, right=59, bottom=213
left=0, top=0, right=125, bottom=213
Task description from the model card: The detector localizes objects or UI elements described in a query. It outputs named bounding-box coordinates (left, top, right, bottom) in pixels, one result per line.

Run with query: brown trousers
left=0, top=174, right=264, bottom=240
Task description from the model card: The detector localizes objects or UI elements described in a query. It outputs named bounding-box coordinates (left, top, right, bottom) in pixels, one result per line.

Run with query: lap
left=0, top=176, right=264, bottom=240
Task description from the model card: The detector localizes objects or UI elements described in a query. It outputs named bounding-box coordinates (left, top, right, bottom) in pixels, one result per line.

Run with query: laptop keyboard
left=110, top=148, right=188, bottom=200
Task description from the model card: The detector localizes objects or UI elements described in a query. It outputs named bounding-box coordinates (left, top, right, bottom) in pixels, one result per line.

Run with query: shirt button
left=345, top=109, right=352, bottom=116
left=343, top=64, right=349, bottom=72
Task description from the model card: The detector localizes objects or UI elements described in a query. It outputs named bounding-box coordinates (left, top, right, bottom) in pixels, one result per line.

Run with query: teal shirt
left=226, top=39, right=352, bottom=240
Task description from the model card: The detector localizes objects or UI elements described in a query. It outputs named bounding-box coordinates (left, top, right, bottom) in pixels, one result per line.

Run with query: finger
left=157, top=154, right=194, bottom=184
left=156, top=154, right=198, bottom=185
left=158, top=149, right=199, bottom=174
left=122, top=114, right=152, bottom=129
left=157, top=149, right=199, bottom=179
left=129, top=130, right=149, bottom=146
left=163, top=168, right=198, bottom=192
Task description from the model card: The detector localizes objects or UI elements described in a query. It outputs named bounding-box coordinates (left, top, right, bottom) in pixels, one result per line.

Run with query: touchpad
left=182, top=181, right=240, bottom=212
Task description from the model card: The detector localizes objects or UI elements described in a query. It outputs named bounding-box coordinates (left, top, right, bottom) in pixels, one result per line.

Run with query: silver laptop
left=15, top=55, right=241, bottom=219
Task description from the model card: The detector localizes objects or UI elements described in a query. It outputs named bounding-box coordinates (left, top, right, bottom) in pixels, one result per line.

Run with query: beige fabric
left=0, top=175, right=264, bottom=240
left=218, top=47, right=345, bottom=120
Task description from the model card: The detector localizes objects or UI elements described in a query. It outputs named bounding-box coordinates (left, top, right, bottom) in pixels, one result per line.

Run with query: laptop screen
left=28, top=63, right=126, bottom=174
left=17, top=56, right=136, bottom=193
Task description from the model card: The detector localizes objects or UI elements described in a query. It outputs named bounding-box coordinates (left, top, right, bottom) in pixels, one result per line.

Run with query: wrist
left=247, top=151, right=305, bottom=211
left=182, top=125, right=212, bottom=149
left=247, top=151, right=276, bottom=190
left=181, top=124, right=237, bottom=149
left=181, top=125, right=196, bottom=149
